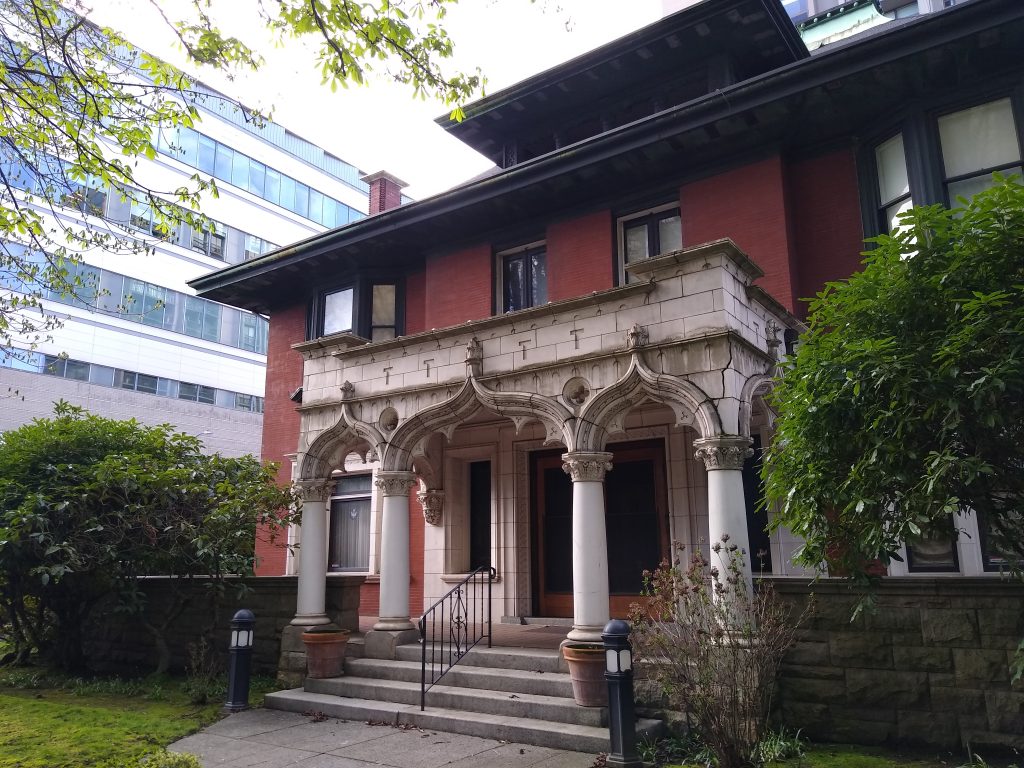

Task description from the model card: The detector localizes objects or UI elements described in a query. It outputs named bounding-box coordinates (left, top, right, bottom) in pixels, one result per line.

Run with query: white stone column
left=562, top=452, right=613, bottom=643
left=374, top=470, right=418, bottom=631
left=291, top=479, right=332, bottom=626
left=694, top=436, right=754, bottom=586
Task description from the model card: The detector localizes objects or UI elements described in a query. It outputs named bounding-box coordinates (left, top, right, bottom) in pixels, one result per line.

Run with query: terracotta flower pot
left=562, top=644, right=607, bottom=707
left=302, top=628, right=350, bottom=679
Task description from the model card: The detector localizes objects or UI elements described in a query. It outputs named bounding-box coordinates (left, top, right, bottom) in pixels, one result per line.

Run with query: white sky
left=83, top=1, right=665, bottom=199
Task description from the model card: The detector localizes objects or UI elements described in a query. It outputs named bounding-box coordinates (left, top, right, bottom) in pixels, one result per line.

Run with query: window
left=870, top=96, right=1024, bottom=234
left=323, top=287, right=354, bottom=335
left=328, top=475, right=373, bottom=572
left=618, top=205, right=682, bottom=282
left=905, top=523, right=959, bottom=573
left=499, top=243, right=547, bottom=313
left=370, top=284, right=397, bottom=341
left=938, top=99, right=1022, bottom=203
left=469, top=461, right=492, bottom=570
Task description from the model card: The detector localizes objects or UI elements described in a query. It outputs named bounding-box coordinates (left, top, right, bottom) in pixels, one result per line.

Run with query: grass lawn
left=667, top=742, right=1019, bottom=768
left=0, top=669, right=277, bottom=768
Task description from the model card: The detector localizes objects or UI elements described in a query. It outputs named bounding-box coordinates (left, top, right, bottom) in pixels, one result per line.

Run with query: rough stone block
left=829, top=633, right=893, bottom=669
left=897, top=710, right=959, bottom=748
left=892, top=646, right=952, bottom=672
left=930, top=686, right=986, bottom=714
left=846, top=669, right=928, bottom=709
left=779, top=663, right=844, bottom=681
left=921, top=610, right=979, bottom=646
left=779, top=701, right=830, bottom=729
left=778, top=677, right=847, bottom=704
left=953, top=648, right=1011, bottom=686
left=976, top=608, right=1024, bottom=637
left=785, top=641, right=830, bottom=667
left=828, top=718, right=895, bottom=745
left=863, top=608, right=923, bottom=632
left=830, top=705, right=897, bottom=724
left=363, top=628, right=420, bottom=660
left=984, top=690, right=1024, bottom=733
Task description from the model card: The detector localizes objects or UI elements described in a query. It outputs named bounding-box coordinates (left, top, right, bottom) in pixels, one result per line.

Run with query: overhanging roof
left=191, top=0, right=1024, bottom=314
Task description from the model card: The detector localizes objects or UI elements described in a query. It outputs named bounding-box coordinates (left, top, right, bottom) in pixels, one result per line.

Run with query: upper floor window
left=938, top=98, right=1022, bottom=202
left=498, top=243, right=547, bottom=313
left=870, top=96, right=1023, bottom=234
left=312, top=279, right=402, bottom=341
left=618, top=205, right=682, bottom=282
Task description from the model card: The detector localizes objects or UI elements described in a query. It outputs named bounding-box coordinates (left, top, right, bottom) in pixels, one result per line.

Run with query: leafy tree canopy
left=0, top=0, right=480, bottom=356
left=0, top=402, right=299, bottom=670
left=764, top=178, right=1024, bottom=581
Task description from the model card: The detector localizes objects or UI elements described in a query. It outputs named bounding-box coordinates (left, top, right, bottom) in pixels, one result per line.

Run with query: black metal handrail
left=417, top=565, right=495, bottom=710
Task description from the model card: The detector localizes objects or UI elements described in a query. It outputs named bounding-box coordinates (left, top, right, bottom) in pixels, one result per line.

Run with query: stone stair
left=265, top=640, right=663, bottom=753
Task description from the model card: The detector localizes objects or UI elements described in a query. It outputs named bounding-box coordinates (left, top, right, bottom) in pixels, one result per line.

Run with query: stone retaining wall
left=767, top=577, right=1024, bottom=751
left=83, top=575, right=363, bottom=676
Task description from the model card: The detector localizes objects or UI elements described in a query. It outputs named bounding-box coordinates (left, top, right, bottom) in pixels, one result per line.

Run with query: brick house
left=191, top=0, right=1024, bottom=748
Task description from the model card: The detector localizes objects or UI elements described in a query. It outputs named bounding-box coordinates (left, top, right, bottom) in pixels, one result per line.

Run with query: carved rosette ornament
left=561, top=452, right=614, bottom=483
left=294, top=478, right=332, bottom=503
left=693, top=436, right=754, bottom=471
left=417, top=489, right=445, bottom=526
left=374, top=471, right=418, bottom=497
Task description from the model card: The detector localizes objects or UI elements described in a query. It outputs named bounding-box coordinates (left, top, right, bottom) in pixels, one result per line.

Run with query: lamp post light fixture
left=602, top=619, right=642, bottom=768
left=224, top=609, right=255, bottom=714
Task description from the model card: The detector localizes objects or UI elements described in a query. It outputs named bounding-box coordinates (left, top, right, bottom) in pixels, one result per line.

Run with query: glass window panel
left=198, top=135, right=217, bottom=175
left=624, top=222, right=649, bottom=264
left=43, top=355, right=65, bottom=377
left=309, top=189, right=324, bottom=224
left=220, top=308, right=242, bottom=348
left=156, top=378, right=173, bottom=397
left=89, top=364, right=114, bottom=387
left=231, top=151, right=249, bottom=189
left=244, top=234, right=262, bottom=261
left=371, top=284, right=396, bottom=326
left=907, top=530, right=957, bottom=572
left=531, top=249, right=548, bottom=306
left=503, top=255, right=526, bottom=312
left=875, top=134, right=910, bottom=206
left=238, top=313, right=258, bottom=351
left=135, top=374, right=158, bottom=395
left=885, top=196, right=916, bottom=235
left=249, top=162, right=265, bottom=197
left=371, top=327, right=396, bottom=342
left=64, top=359, right=89, bottom=381
left=184, top=296, right=206, bottom=338
left=209, top=221, right=226, bottom=260
left=129, top=197, right=153, bottom=233
left=939, top=99, right=1020, bottom=179
left=255, top=317, right=269, bottom=354
left=116, top=370, right=137, bottom=390
left=177, top=127, right=200, bottom=166
left=294, top=182, right=310, bottom=218
left=179, top=382, right=198, bottom=401
left=216, top=389, right=235, bottom=408
left=197, top=385, right=216, bottom=404
left=142, top=283, right=166, bottom=327
left=280, top=176, right=296, bottom=212
left=658, top=214, right=682, bottom=255
left=214, top=144, right=233, bottom=181
left=265, top=168, right=281, bottom=205
left=202, top=303, right=222, bottom=342
left=948, top=167, right=1023, bottom=204
left=329, top=498, right=372, bottom=571
left=322, top=198, right=338, bottom=228
left=323, top=288, right=354, bottom=335
left=234, top=393, right=253, bottom=411
left=336, top=475, right=374, bottom=495
left=254, top=397, right=264, bottom=414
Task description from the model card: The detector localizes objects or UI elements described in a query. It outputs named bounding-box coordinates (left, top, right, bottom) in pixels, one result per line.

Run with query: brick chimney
left=360, top=170, right=408, bottom=215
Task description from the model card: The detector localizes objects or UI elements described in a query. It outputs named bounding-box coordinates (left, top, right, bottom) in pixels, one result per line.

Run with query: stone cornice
left=293, top=332, right=370, bottom=357
left=295, top=329, right=772, bottom=412
left=745, top=285, right=807, bottom=333
left=625, top=238, right=765, bottom=282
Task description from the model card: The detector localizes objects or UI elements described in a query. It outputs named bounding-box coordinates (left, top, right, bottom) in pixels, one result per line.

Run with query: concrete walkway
left=171, top=708, right=601, bottom=768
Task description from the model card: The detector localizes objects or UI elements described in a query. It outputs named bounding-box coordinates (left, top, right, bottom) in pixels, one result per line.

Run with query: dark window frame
left=309, top=275, right=406, bottom=342
left=497, top=242, right=548, bottom=314
left=616, top=203, right=682, bottom=284
left=905, top=517, right=961, bottom=574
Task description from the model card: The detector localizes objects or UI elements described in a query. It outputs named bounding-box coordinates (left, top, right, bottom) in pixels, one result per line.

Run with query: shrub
left=629, top=537, right=808, bottom=768
left=129, top=751, right=203, bottom=768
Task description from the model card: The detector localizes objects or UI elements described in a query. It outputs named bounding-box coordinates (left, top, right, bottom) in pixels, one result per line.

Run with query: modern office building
left=0, top=83, right=372, bottom=457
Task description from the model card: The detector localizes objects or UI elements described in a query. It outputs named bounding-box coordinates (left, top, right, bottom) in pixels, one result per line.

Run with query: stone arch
left=381, top=377, right=575, bottom=472
left=738, top=373, right=776, bottom=438
left=298, top=405, right=386, bottom=481
left=574, top=354, right=721, bottom=452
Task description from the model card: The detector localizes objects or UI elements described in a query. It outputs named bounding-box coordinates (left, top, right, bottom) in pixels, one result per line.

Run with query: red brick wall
left=787, top=149, right=866, bottom=318
left=680, top=154, right=799, bottom=314
left=255, top=302, right=306, bottom=576
left=425, top=244, right=492, bottom=329
left=405, top=267, right=427, bottom=335
left=546, top=210, right=614, bottom=300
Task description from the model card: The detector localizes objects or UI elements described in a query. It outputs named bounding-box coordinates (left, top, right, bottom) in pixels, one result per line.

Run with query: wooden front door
left=532, top=440, right=669, bottom=618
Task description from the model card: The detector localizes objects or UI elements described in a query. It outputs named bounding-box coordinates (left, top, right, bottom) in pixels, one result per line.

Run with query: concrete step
left=394, top=643, right=566, bottom=673
left=265, top=688, right=664, bottom=754
left=306, top=675, right=604, bottom=727
left=345, top=657, right=576, bottom=699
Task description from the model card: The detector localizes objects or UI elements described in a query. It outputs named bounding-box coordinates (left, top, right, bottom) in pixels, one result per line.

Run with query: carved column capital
left=294, top=478, right=333, bottom=503
left=561, top=452, right=614, bottom=483
left=417, top=489, right=445, bottom=526
left=374, top=471, right=417, bottom=497
left=693, top=436, right=753, bottom=471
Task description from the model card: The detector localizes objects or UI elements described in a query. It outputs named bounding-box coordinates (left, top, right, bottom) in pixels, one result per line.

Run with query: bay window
left=312, top=278, right=403, bottom=341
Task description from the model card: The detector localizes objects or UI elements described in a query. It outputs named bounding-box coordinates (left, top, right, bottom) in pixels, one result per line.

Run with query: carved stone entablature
left=374, top=471, right=418, bottom=497
left=693, top=436, right=754, bottom=471
left=625, top=323, right=649, bottom=350
left=562, top=452, right=614, bottom=482
left=466, top=337, right=483, bottom=378
left=294, top=478, right=333, bottom=503
left=417, top=489, right=445, bottom=526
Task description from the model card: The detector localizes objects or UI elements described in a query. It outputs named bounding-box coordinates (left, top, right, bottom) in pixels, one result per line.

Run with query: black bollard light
left=602, top=619, right=643, bottom=768
left=224, top=609, right=255, bottom=714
